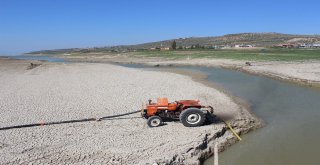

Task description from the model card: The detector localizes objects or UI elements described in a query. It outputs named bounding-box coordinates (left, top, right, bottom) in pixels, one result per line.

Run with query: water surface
left=123, top=64, right=320, bottom=165
left=179, top=67, right=320, bottom=165
left=10, top=55, right=65, bottom=62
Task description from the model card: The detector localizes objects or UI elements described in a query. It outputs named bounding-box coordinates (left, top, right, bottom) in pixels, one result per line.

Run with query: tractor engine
left=157, top=110, right=180, bottom=119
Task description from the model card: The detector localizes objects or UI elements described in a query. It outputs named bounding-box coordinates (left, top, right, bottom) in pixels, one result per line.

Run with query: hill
left=27, top=32, right=320, bottom=54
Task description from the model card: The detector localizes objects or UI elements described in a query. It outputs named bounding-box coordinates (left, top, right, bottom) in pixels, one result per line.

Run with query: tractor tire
left=179, top=108, right=205, bottom=127
left=147, top=116, right=163, bottom=127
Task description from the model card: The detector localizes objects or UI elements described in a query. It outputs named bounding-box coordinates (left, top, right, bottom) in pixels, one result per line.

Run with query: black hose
left=0, top=110, right=141, bottom=131
left=99, top=110, right=141, bottom=120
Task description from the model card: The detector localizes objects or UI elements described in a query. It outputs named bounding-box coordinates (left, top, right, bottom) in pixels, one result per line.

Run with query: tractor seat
left=157, top=98, right=169, bottom=106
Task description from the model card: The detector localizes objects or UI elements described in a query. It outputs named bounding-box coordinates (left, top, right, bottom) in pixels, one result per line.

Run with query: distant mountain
left=27, top=32, right=320, bottom=54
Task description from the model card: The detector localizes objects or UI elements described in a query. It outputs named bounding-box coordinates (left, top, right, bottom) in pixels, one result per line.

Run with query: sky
left=0, top=0, right=320, bottom=55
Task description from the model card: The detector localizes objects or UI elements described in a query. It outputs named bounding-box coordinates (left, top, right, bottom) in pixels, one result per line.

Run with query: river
left=121, top=64, right=320, bottom=165
left=174, top=66, right=320, bottom=165
left=10, top=55, right=65, bottom=62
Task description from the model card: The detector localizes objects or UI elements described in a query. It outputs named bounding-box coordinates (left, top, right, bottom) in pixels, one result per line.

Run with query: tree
left=171, top=40, right=177, bottom=50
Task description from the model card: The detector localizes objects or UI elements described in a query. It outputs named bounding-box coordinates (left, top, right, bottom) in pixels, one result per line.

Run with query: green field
left=128, top=48, right=320, bottom=61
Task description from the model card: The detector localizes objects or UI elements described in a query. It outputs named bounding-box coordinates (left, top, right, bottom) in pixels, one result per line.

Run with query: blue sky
left=0, top=0, right=319, bottom=55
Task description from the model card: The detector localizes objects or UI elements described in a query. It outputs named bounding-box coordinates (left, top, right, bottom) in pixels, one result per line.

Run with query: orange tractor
left=141, top=98, right=213, bottom=127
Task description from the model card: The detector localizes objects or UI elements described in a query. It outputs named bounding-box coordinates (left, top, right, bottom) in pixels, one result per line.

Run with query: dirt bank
left=144, top=59, right=320, bottom=88
left=0, top=58, right=260, bottom=164
left=62, top=55, right=320, bottom=87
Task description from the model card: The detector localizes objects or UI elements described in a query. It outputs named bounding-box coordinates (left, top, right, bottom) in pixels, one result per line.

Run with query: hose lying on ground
left=99, top=110, right=141, bottom=120
left=0, top=110, right=141, bottom=131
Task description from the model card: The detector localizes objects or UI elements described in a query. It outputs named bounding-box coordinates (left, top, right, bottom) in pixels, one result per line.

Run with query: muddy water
left=119, top=64, right=320, bottom=164
left=175, top=67, right=320, bottom=165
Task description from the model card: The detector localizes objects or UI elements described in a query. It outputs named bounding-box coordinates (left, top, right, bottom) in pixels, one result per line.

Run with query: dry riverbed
left=0, top=58, right=259, bottom=164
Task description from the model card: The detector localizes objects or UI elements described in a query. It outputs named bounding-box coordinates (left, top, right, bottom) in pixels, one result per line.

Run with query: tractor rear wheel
left=147, top=116, right=163, bottom=127
left=180, top=108, right=205, bottom=127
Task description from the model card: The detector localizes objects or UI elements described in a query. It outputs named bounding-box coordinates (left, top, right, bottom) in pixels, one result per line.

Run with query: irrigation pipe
left=0, top=110, right=141, bottom=131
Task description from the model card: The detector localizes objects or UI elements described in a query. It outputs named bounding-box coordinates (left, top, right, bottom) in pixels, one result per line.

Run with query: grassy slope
left=128, top=48, right=320, bottom=61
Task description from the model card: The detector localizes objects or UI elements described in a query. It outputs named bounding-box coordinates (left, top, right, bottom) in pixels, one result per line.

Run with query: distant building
left=298, top=43, right=320, bottom=48
left=277, top=44, right=295, bottom=48
left=160, top=47, right=170, bottom=50
left=151, top=47, right=170, bottom=50
left=312, top=43, right=320, bottom=48
left=244, top=45, right=253, bottom=48
left=234, top=44, right=254, bottom=48
left=221, top=45, right=231, bottom=49
left=298, top=43, right=308, bottom=48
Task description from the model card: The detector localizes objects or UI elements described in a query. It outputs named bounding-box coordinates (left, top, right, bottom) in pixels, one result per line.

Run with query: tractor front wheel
left=147, top=116, right=163, bottom=127
left=180, top=108, right=205, bottom=127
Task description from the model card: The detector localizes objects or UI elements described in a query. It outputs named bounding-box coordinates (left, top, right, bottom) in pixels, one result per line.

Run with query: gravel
left=0, top=59, right=258, bottom=164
